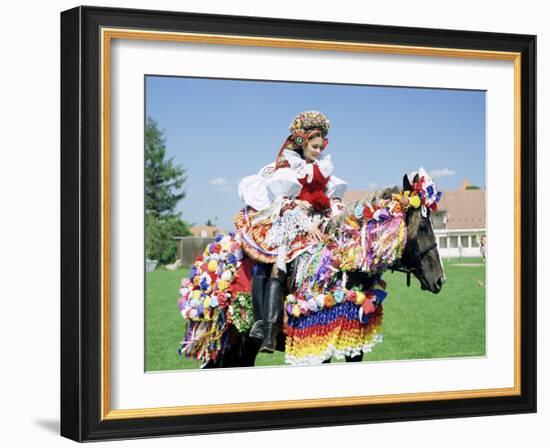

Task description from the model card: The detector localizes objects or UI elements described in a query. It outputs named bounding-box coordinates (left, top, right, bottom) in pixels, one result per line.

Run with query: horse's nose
left=431, top=277, right=445, bottom=294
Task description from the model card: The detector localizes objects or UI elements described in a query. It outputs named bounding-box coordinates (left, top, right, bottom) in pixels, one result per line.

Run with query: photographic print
left=144, top=76, right=487, bottom=371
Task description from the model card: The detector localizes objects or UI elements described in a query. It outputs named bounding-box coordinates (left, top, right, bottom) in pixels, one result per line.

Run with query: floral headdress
left=290, top=110, right=330, bottom=138
left=409, top=167, right=442, bottom=212
left=275, top=110, right=331, bottom=168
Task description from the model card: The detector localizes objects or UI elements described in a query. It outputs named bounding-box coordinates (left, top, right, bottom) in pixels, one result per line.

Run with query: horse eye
left=420, top=222, right=428, bottom=232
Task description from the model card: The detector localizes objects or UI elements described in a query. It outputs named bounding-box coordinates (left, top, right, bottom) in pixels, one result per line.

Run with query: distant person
left=479, top=235, right=486, bottom=262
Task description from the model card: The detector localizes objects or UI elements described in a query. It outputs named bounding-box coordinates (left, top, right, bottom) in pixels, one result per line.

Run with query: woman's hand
left=307, top=223, right=324, bottom=243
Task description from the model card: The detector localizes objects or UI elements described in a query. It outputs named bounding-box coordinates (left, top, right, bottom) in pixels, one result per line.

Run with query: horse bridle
left=391, top=240, right=438, bottom=287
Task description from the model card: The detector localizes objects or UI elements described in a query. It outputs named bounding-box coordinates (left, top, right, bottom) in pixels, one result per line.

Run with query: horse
left=185, top=171, right=445, bottom=369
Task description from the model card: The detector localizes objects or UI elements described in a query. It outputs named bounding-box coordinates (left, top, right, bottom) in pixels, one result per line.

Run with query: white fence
left=434, top=228, right=486, bottom=259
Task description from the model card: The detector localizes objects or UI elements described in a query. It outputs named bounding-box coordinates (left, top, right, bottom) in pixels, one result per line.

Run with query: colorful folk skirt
left=233, top=207, right=311, bottom=265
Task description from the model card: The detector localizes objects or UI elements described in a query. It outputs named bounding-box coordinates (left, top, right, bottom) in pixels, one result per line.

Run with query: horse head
left=324, top=169, right=445, bottom=294
left=392, top=171, right=446, bottom=294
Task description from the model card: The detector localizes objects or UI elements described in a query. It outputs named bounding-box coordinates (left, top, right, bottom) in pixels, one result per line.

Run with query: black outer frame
left=60, top=5, right=537, bottom=442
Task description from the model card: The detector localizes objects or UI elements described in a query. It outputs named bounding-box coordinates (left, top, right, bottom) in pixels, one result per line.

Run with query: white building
left=435, top=228, right=485, bottom=259
left=434, top=185, right=485, bottom=259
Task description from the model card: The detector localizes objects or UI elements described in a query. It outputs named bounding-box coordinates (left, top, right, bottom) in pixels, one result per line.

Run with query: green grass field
left=146, top=258, right=486, bottom=371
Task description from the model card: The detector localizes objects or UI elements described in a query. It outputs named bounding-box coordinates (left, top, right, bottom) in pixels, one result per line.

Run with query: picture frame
left=60, top=5, right=536, bottom=442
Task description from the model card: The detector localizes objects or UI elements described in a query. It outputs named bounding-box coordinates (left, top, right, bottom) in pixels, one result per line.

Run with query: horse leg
left=237, top=335, right=261, bottom=367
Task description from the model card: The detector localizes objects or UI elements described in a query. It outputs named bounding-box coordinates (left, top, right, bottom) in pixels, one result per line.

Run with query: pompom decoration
left=209, top=295, right=219, bottom=308
left=217, top=280, right=230, bottom=291
left=362, top=206, right=374, bottom=221
left=334, top=290, right=345, bottom=304
left=307, top=299, right=318, bottom=313
left=409, top=195, right=421, bottom=209
left=208, top=260, right=218, bottom=272
left=177, top=232, right=251, bottom=366
left=315, top=294, right=325, bottom=308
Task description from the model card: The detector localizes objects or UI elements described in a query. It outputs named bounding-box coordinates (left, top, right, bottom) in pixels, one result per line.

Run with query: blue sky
left=146, top=76, right=485, bottom=231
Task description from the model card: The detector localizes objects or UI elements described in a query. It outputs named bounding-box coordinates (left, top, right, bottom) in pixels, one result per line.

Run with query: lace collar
left=282, top=149, right=334, bottom=181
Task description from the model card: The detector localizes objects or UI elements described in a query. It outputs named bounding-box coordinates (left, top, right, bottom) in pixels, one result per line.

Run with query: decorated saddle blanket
left=177, top=208, right=402, bottom=365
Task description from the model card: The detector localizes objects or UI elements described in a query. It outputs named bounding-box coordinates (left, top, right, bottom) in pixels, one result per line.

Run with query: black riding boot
left=259, top=277, right=284, bottom=353
left=249, top=271, right=267, bottom=340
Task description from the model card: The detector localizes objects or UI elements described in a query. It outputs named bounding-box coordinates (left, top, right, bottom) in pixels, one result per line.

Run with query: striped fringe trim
left=284, top=301, right=383, bottom=365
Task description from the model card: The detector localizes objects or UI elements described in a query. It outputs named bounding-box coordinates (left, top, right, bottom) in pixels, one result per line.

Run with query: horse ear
left=403, top=174, right=412, bottom=191
left=413, top=173, right=419, bottom=183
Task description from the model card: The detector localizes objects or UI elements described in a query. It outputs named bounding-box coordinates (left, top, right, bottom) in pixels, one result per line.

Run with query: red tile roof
left=437, top=189, right=485, bottom=230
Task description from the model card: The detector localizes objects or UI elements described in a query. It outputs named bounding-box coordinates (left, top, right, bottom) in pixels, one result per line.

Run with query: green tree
left=145, top=117, right=187, bottom=218
left=145, top=117, right=192, bottom=266
left=465, top=185, right=481, bottom=190
left=146, top=214, right=192, bottom=265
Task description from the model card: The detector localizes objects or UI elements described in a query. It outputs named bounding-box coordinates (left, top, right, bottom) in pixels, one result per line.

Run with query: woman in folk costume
left=233, top=111, right=348, bottom=353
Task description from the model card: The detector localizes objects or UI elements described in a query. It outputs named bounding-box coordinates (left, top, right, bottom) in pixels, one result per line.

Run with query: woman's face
left=302, top=135, right=324, bottom=162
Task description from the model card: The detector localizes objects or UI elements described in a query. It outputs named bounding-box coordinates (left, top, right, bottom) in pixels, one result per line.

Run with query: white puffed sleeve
left=265, top=167, right=302, bottom=200
left=317, top=154, right=334, bottom=178
left=238, top=173, right=272, bottom=211
left=238, top=161, right=304, bottom=210
left=326, top=175, right=348, bottom=199
left=238, top=162, right=279, bottom=210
